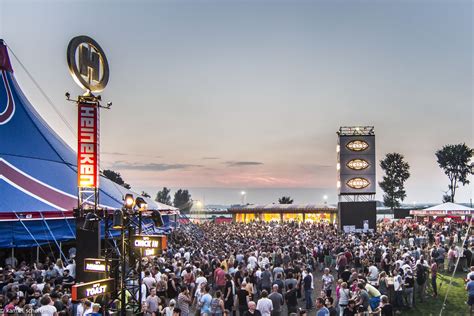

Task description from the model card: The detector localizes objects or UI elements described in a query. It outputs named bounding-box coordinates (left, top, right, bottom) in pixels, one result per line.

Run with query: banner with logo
left=77, top=103, right=99, bottom=188
left=71, top=278, right=114, bottom=300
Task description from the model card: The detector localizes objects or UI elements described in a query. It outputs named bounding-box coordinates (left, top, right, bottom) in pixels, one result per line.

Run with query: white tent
left=410, top=202, right=474, bottom=216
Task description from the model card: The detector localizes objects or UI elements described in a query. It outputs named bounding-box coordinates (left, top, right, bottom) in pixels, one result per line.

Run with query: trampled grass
left=404, top=272, right=470, bottom=316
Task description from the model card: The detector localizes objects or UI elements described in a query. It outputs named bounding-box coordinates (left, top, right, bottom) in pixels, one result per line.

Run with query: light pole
left=241, top=191, right=246, bottom=205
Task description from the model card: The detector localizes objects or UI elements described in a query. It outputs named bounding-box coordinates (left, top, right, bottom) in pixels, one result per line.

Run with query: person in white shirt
left=256, top=290, right=273, bottom=316
left=368, top=264, right=379, bottom=282
left=65, top=260, right=76, bottom=279
left=35, top=296, right=58, bottom=316
left=143, top=270, right=157, bottom=291
left=83, top=300, right=93, bottom=315
left=195, top=270, right=207, bottom=288
left=248, top=253, right=258, bottom=269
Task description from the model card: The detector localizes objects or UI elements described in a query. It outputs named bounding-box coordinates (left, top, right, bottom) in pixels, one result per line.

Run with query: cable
left=439, top=217, right=472, bottom=316
left=5, top=43, right=76, bottom=138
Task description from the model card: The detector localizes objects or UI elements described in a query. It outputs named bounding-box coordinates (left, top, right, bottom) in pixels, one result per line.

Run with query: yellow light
left=124, top=194, right=134, bottom=209
left=346, top=159, right=370, bottom=170
left=346, top=177, right=370, bottom=189
left=336, top=145, right=340, bottom=153
left=346, top=140, right=369, bottom=152
left=336, top=163, right=340, bottom=170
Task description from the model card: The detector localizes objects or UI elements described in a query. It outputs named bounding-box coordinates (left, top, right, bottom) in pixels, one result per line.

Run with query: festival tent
left=410, top=202, right=474, bottom=217
left=0, top=40, right=178, bottom=249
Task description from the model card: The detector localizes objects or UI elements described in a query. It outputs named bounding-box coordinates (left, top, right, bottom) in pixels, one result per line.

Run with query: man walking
left=256, top=290, right=273, bottom=316
left=303, top=268, right=313, bottom=310
left=268, top=285, right=283, bottom=316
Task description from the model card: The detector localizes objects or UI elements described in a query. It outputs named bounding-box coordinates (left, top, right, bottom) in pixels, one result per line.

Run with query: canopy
left=410, top=202, right=474, bottom=216
left=0, top=39, right=178, bottom=248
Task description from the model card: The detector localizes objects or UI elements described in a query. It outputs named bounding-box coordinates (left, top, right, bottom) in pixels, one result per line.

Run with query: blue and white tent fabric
left=0, top=40, right=178, bottom=248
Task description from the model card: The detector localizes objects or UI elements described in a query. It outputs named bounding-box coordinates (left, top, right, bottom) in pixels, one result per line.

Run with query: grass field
left=404, top=272, right=470, bottom=316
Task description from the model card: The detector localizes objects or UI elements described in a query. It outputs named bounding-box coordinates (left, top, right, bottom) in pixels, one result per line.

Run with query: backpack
left=210, top=298, right=222, bottom=315
left=416, top=267, right=427, bottom=285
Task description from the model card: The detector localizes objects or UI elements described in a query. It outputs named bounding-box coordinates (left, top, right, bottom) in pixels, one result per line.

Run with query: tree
left=155, top=187, right=172, bottom=205
left=278, top=196, right=294, bottom=204
left=436, top=143, right=473, bottom=202
left=173, top=189, right=193, bottom=213
left=379, top=153, right=410, bottom=210
left=141, top=191, right=151, bottom=198
left=103, top=169, right=131, bottom=189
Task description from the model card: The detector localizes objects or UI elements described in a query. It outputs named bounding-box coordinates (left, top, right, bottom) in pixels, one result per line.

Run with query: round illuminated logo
left=346, top=159, right=370, bottom=170
left=346, top=177, right=370, bottom=189
left=67, top=36, right=109, bottom=93
left=346, top=140, right=369, bottom=152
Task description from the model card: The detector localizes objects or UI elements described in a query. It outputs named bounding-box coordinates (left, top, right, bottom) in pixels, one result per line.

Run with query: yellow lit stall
left=263, top=213, right=281, bottom=222
left=283, top=213, right=303, bottom=222
left=305, top=213, right=329, bottom=223
left=245, top=213, right=256, bottom=222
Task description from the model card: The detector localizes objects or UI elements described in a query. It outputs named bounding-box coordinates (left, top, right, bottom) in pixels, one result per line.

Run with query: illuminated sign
left=346, top=159, right=369, bottom=170
left=144, top=248, right=157, bottom=256
left=67, top=36, right=109, bottom=93
left=346, top=140, right=369, bottom=152
left=78, top=103, right=99, bottom=188
left=84, top=258, right=108, bottom=273
left=346, top=177, right=370, bottom=189
left=71, top=278, right=114, bottom=301
left=132, top=235, right=167, bottom=250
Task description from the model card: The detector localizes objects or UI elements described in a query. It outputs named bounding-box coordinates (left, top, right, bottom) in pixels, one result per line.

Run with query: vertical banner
left=78, top=103, right=99, bottom=188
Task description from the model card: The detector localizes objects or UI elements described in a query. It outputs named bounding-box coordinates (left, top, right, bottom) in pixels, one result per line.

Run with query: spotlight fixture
left=124, top=194, right=134, bottom=209
left=82, top=212, right=100, bottom=231
left=112, top=209, right=123, bottom=229
left=135, top=197, right=148, bottom=211
left=151, top=210, right=164, bottom=227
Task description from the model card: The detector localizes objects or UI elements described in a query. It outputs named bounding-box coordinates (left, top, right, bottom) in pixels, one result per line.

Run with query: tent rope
left=439, top=216, right=472, bottom=316
left=5, top=43, right=76, bottom=138
left=60, top=211, right=76, bottom=238
left=13, top=212, right=46, bottom=256
left=39, top=213, right=68, bottom=263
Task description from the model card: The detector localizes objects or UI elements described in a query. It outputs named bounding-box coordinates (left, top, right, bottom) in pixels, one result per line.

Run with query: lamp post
left=241, top=191, right=246, bottom=205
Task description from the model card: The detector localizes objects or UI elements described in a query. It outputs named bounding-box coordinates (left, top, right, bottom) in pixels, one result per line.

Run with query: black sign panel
left=84, top=258, right=108, bottom=273
left=72, top=278, right=114, bottom=300
left=338, top=135, right=376, bottom=195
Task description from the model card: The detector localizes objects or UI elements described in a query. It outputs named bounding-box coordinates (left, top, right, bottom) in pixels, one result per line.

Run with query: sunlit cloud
left=226, top=161, right=264, bottom=167
left=111, top=161, right=202, bottom=172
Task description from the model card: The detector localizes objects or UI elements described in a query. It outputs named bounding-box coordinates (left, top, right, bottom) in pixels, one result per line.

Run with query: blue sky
left=1, top=0, right=472, bottom=204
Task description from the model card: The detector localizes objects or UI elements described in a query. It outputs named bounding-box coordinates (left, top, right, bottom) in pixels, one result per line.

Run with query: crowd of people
left=0, top=219, right=471, bottom=315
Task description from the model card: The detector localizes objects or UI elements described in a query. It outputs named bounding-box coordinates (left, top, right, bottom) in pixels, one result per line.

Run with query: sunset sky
left=1, top=0, right=472, bottom=204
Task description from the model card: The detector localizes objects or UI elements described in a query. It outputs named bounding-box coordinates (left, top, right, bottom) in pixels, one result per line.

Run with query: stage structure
left=67, top=36, right=163, bottom=315
left=337, top=126, right=377, bottom=232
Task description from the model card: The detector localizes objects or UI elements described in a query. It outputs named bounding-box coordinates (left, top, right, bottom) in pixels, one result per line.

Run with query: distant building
left=228, top=203, right=337, bottom=223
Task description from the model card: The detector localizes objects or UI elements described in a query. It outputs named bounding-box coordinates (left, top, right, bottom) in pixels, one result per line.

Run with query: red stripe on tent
left=0, top=160, right=77, bottom=210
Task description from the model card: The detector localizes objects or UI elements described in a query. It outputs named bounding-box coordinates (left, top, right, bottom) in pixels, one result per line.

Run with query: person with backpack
left=415, top=263, right=428, bottom=303
left=392, top=270, right=404, bottom=311
left=210, top=291, right=225, bottom=316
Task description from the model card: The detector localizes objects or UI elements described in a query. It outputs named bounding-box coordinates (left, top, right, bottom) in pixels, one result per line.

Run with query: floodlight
left=124, top=194, right=134, bottom=209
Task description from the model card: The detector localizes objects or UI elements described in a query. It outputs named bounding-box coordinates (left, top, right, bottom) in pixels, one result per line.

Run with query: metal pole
left=138, top=211, right=142, bottom=314
left=36, top=246, right=39, bottom=263
left=121, top=212, right=126, bottom=316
